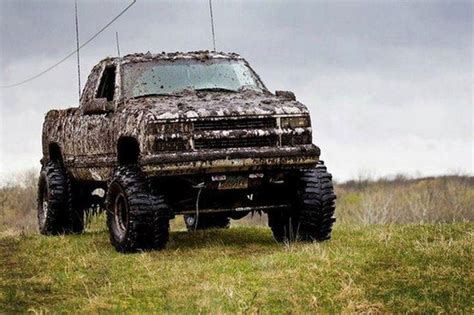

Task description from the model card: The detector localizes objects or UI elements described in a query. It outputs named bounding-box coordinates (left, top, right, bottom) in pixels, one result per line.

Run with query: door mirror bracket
left=275, top=90, right=296, bottom=101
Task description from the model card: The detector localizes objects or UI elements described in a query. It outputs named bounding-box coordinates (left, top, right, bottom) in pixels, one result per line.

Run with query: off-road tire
left=184, top=214, right=230, bottom=231
left=37, top=161, right=84, bottom=235
left=106, top=166, right=169, bottom=252
left=268, top=162, right=336, bottom=242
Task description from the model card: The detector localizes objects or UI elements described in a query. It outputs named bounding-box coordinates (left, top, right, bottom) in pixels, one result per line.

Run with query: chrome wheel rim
left=114, top=193, right=128, bottom=238
left=185, top=215, right=196, bottom=227
left=39, top=181, right=49, bottom=226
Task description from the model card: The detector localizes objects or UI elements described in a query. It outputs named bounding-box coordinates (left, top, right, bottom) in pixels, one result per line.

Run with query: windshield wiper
left=132, top=93, right=176, bottom=99
left=195, top=87, right=237, bottom=93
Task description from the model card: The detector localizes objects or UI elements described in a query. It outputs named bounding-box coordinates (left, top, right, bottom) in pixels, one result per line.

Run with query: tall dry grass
left=1, top=171, right=472, bottom=233
left=336, top=175, right=474, bottom=224
left=0, top=169, right=38, bottom=232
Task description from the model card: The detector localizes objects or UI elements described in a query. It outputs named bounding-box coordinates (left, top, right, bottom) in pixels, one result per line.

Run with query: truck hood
left=122, top=90, right=309, bottom=121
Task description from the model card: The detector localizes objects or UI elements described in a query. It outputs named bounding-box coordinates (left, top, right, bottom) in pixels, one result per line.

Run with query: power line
left=209, top=0, right=216, bottom=51
left=0, top=0, right=136, bottom=89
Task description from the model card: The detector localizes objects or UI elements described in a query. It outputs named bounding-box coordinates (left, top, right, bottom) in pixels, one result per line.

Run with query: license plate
left=218, top=176, right=248, bottom=190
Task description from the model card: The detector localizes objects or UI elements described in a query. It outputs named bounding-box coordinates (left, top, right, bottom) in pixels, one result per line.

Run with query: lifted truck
left=38, top=51, right=336, bottom=252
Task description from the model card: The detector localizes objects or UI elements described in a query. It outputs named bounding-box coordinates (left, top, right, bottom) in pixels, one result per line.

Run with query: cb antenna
left=115, top=31, right=121, bottom=57
left=208, top=0, right=216, bottom=51
left=116, top=31, right=124, bottom=106
left=74, top=0, right=81, bottom=100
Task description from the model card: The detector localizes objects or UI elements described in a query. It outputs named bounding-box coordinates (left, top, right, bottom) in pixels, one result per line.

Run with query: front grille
left=194, top=135, right=278, bottom=149
left=194, top=117, right=276, bottom=131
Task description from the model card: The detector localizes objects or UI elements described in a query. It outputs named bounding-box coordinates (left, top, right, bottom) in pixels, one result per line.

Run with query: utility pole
left=74, top=0, right=82, bottom=99
left=209, top=0, right=216, bottom=51
left=116, top=31, right=121, bottom=57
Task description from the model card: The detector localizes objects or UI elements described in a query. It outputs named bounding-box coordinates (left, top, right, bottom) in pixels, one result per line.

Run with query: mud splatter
left=42, top=51, right=318, bottom=181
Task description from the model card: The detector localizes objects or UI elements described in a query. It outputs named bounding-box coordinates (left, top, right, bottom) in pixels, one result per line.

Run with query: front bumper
left=140, top=144, right=320, bottom=176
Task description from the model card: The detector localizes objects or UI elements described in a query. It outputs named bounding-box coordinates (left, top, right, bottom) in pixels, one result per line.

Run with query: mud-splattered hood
left=120, top=90, right=309, bottom=121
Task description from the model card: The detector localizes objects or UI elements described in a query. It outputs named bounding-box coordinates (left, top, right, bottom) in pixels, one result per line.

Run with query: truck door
left=73, top=62, right=118, bottom=181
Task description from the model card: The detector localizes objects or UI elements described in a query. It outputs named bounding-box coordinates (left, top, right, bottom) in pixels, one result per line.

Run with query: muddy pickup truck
left=38, top=51, right=336, bottom=252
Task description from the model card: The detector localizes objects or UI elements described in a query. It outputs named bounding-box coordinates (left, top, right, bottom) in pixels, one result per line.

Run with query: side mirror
left=275, top=90, right=296, bottom=101
left=83, top=98, right=114, bottom=115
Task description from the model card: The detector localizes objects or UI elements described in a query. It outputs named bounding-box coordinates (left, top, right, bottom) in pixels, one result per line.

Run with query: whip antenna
left=115, top=31, right=121, bottom=57
left=74, top=0, right=81, bottom=99
left=208, top=0, right=216, bottom=51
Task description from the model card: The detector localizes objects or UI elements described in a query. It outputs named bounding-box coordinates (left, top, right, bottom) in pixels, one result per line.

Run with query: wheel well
left=48, top=143, right=63, bottom=163
left=117, top=137, right=140, bottom=165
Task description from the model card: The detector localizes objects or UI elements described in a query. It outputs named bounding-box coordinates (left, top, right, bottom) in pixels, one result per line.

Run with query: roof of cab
left=98, top=50, right=244, bottom=65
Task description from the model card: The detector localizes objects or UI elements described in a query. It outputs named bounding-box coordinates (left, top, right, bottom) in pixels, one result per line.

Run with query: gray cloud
left=0, top=0, right=472, bottom=181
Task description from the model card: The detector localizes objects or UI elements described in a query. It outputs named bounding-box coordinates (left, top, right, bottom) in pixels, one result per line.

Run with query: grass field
left=1, top=222, right=472, bottom=313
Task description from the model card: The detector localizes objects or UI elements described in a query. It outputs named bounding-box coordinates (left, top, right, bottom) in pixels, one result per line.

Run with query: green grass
left=1, top=222, right=472, bottom=314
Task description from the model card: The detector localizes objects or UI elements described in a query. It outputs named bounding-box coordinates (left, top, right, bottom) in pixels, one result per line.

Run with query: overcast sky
left=0, top=0, right=472, bottom=182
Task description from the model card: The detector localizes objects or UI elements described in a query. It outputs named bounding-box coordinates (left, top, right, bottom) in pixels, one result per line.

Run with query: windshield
left=122, top=59, right=265, bottom=98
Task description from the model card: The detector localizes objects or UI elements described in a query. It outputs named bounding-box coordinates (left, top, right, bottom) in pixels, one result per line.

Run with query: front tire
left=268, top=162, right=336, bottom=242
left=106, top=166, right=170, bottom=252
left=37, top=161, right=83, bottom=235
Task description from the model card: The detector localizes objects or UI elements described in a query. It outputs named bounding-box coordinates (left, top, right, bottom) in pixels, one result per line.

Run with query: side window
left=96, top=65, right=116, bottom=101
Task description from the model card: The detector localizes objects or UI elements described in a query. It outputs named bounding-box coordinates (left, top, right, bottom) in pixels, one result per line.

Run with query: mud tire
left=37, top=161, right=84, bottom=235
left=106, top=166, right=169, bottom=252
left=184, top=214, right=230, bottom=231
left=268, top=162, right=336, bottom=242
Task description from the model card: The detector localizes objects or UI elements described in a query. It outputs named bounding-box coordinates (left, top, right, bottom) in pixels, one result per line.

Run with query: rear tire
left=184, top=214, right=230, bottom=231
left=37, top=161, right=84, bottom=235
left=268, top=162, right=336, bottom=242
left=106, top=166, right=169, bottom=252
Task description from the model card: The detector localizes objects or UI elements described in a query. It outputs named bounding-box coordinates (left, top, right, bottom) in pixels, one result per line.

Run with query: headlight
left=280, top=116, right=310, bottom=128
left=147, top=122, right=192, bottom=152
left=153, top=138, right=190, bottom=152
